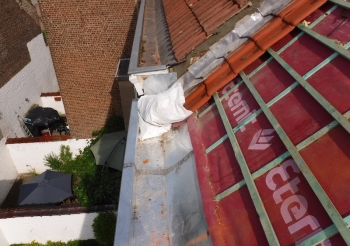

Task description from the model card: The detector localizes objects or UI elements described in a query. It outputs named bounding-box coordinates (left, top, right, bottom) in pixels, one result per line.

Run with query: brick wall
left=38, top=0, right=138, bottom=138
left=0, top=0, right=41, bottom=88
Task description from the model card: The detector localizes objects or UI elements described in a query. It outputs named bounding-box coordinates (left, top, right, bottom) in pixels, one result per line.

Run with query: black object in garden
left=24, top=106, right=69, bottom=136
left=18, top=170, right=73, bottom=206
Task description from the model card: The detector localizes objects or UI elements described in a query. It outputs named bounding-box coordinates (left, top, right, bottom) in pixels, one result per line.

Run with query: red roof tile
left=184, top=0, right=327, bottom=112
left=162, top=0, right=250, bottom=61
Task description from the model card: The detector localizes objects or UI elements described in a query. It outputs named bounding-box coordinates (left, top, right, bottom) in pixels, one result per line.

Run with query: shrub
left=91, top=116, right=124, bottom=142
left=45, top=144, right=121, bottom=207
left=44, top=115, right=124, bottom=207
left=44, top=144, right=96, bottom=180
left=67, top=239, right=99, bottom=246
left=10, top=239, right=99, bottom=246
left=74, top=170, right=121, bottom=207
left=92, top=212, right=117, bottom=246
left=45, top=241, right=66, bottom=246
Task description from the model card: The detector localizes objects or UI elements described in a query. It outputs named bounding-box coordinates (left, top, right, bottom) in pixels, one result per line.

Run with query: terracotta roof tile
left=184, top=0, right=327, bottom=112
left=162, top=0, right=250, bottom=61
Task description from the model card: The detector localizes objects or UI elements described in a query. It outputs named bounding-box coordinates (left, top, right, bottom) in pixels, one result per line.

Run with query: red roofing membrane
left=162, top=0, right=250, bottom=60
left=188, top=2, right=350, bottom=245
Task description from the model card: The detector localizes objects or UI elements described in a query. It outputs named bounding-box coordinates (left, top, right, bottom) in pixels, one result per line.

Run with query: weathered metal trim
left=128, top=0, right=146, bottom=74
left=328, top=0, right=350, bottom=10
left=240, top=71, right=350, bottom=245
left=297, top=215, right=350, bottom=246
left=298, top=24, right=350, bottom=61
left=114, top=100, right=139, bottom=246
left=129, top=65, right=168, bottom=74
left=268, top=48, right=350, bottom=134
left=213, top=92, right=280, bottom=246
left=128, top=0, right=168, bottom=74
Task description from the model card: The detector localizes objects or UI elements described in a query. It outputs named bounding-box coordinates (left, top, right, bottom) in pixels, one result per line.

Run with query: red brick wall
left=38, top=0, right=137, bottom=138
left=0, top=0, right=40, bottom=88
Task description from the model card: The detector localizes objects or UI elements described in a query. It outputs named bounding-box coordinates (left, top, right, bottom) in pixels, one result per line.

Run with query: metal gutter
left=114, top=100, right=138, bottom=246
left=128, top=0, right=168, bottom=75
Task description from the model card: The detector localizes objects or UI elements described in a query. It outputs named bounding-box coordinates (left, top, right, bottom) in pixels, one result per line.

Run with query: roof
left=119, top=0, right=350, bottom=244
left=130, top=0, right=254, bottom=73
left=187, top=0, right=350, bottom=244
left=162, top=0, right=250, bottom=61
left=183, top=0, right=329, bottom=111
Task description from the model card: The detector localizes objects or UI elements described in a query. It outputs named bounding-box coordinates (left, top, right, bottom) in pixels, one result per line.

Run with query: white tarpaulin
left=138, top=82, right=192, bottom=140
left=143, top=72, right=178, bottom=95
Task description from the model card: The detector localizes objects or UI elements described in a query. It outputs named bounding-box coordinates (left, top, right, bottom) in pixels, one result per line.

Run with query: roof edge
left=128, top=0, right=175, bottom=75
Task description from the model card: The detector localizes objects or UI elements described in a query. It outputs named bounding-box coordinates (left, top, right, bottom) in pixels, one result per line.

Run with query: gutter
left=128, top=0, right=168, bottom=75
left=114, top=100, right=138, bottom=246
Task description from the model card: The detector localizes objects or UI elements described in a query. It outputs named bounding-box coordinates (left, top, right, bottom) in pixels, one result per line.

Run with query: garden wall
left=0, top=212, right=98, bottom=245
left=6, top=138, right=89, bottom=174
left=0, top=227, right=9, bottom=246
left=39, top=93, right=66, bottom=115
left=0, top=33, right=59, bottom=204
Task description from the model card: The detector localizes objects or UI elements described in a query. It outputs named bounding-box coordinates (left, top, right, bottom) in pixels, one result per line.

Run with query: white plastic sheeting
left=138, top=82, right=192, bottom=140
left=143, top=72, right=177, bottom=95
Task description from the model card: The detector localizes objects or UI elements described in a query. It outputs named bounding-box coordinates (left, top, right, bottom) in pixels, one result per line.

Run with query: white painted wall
left=29, top=34, right=59, bottom=94
left=0, top=33, right=59, bottom=204
left=39, top=96, right=66, bottom=115
left=0, top=212, right=98, bottom=245
left=0, top=138, right=18, bottom=205
left=0, top=228, right=9, bottom=246
left=0, top=34, right=59, bottom=140
left=7, top=139, right=90, bottom=174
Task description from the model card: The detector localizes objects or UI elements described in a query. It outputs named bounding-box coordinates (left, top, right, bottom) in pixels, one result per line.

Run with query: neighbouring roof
left=161, top=0, right=250, bottom=61
left=131, top=0, right=253, bottom=72
left=187, top=0, right=350, bottom=244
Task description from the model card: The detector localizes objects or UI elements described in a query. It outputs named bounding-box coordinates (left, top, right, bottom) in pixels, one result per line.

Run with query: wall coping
left=0, top=204, right=116, bottom=219
left=40, top=92, right=61, bottom=97
left=6, top=136, right=73, bottom=144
